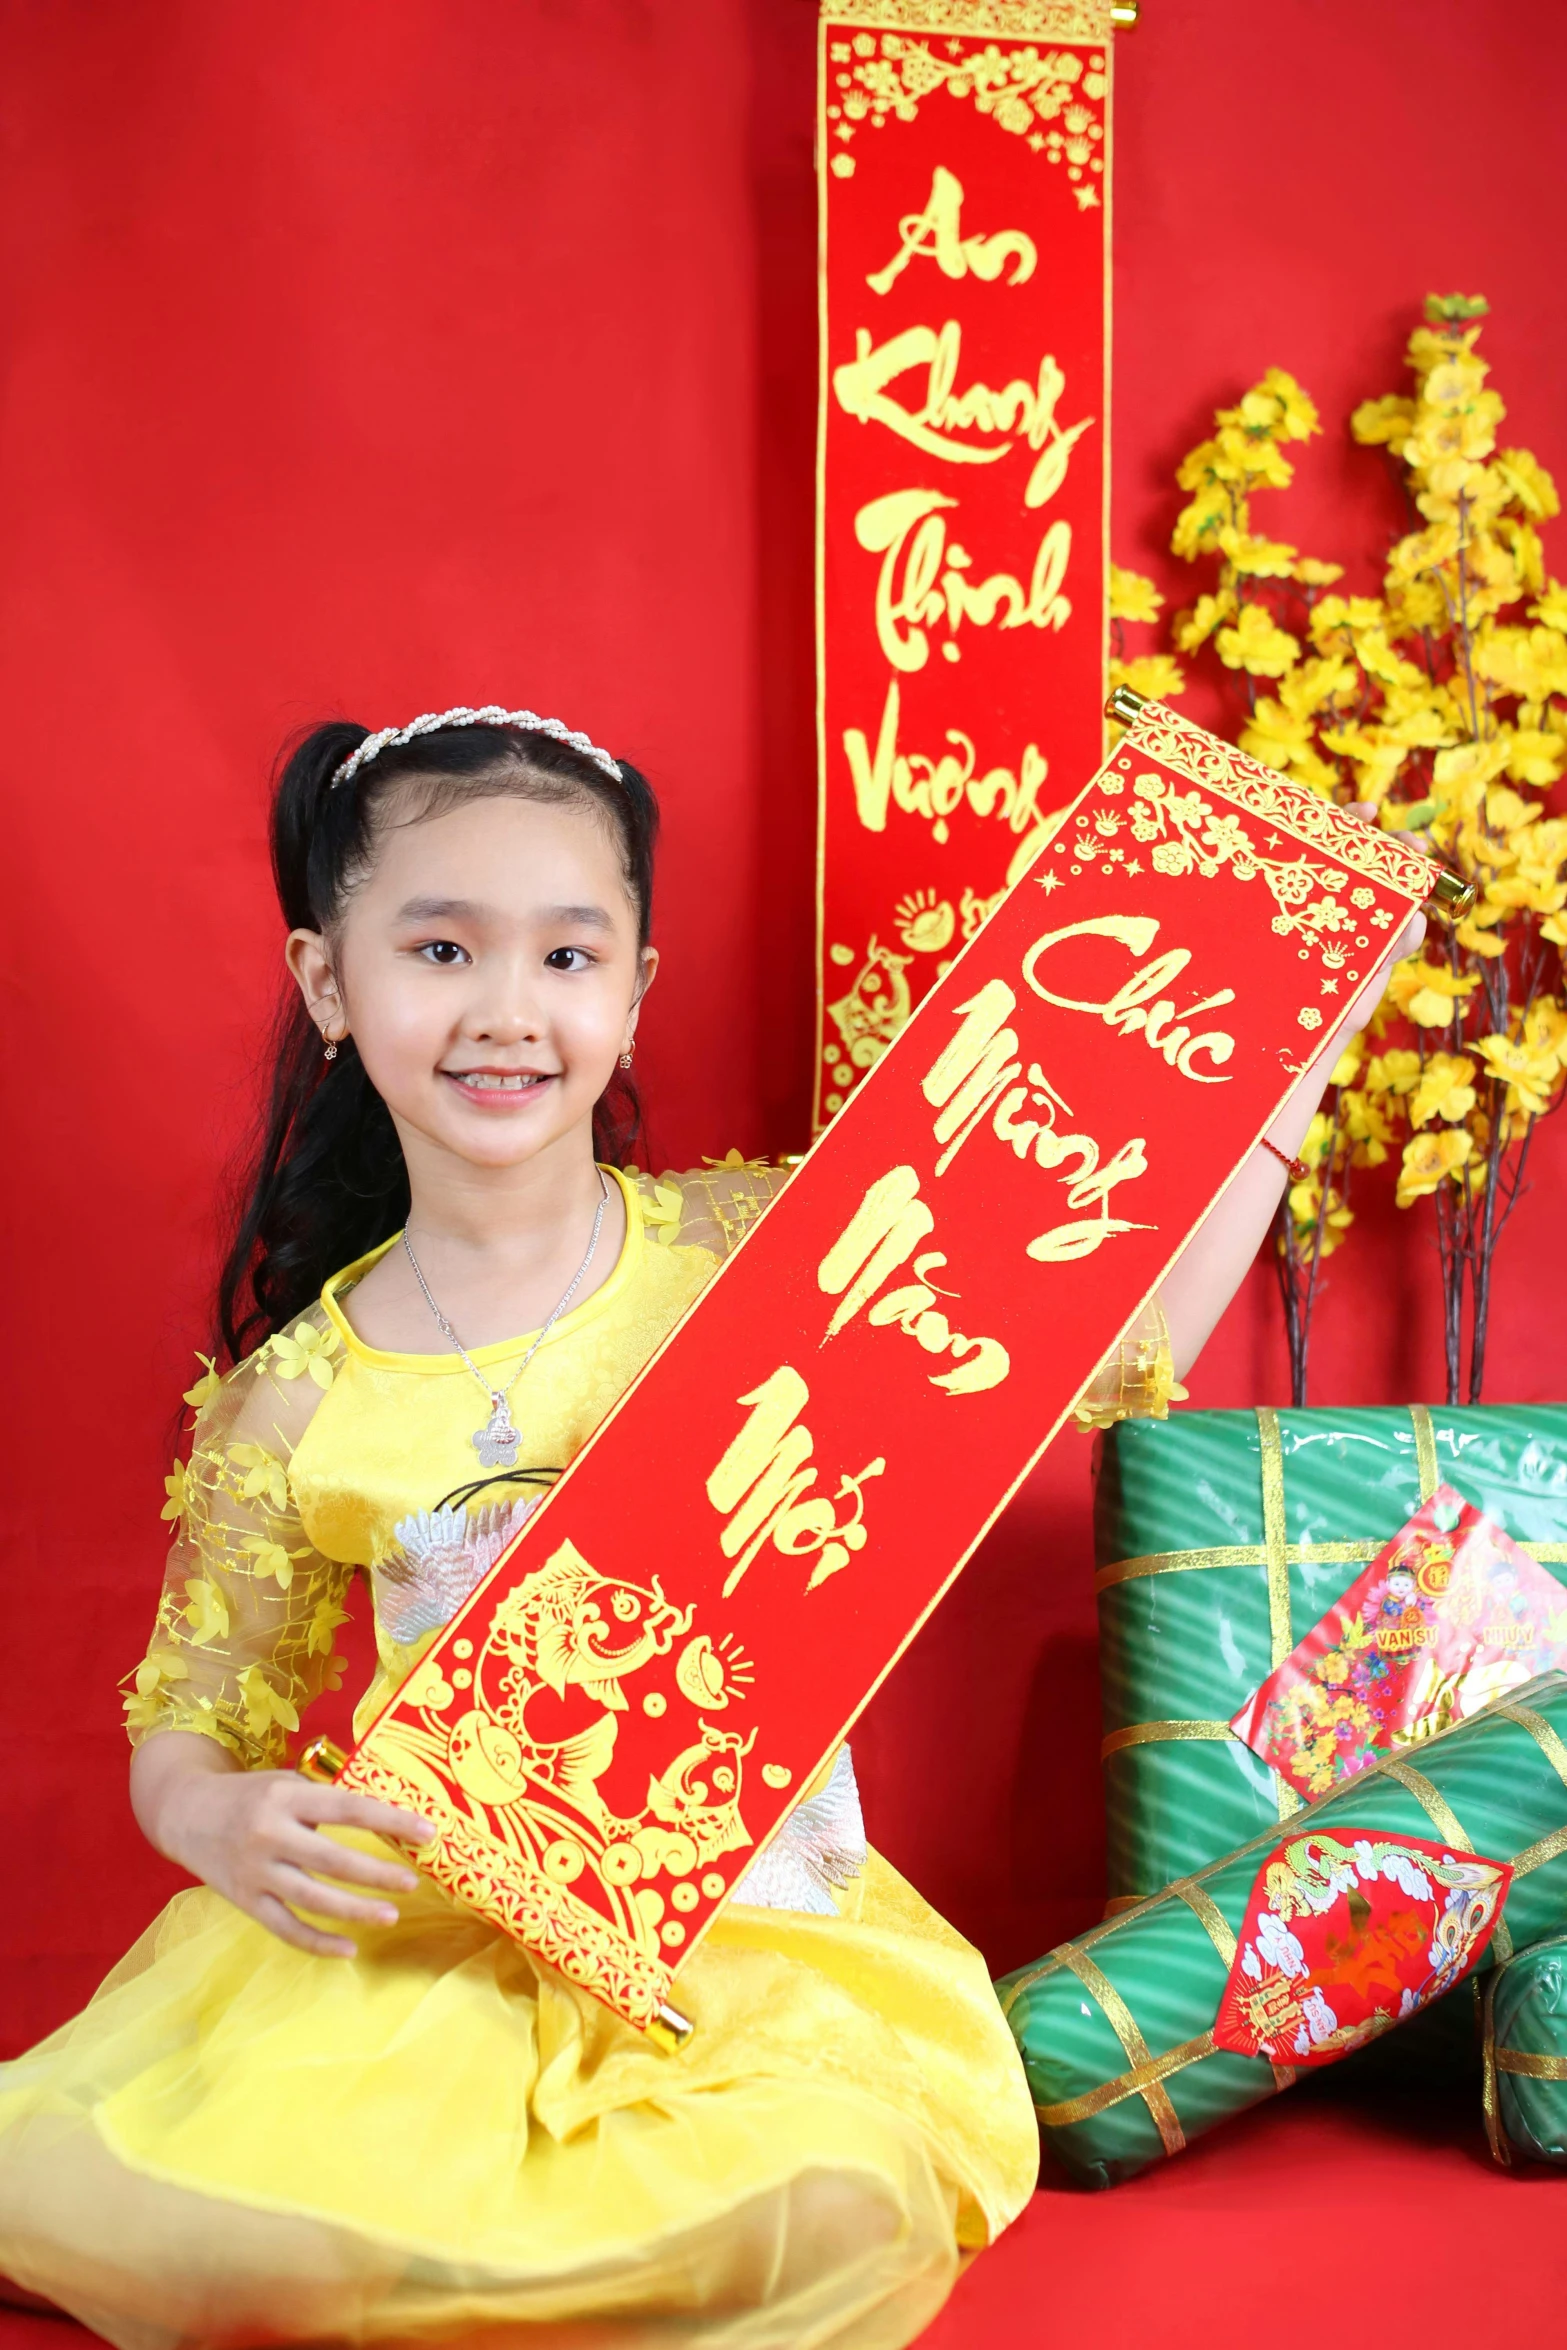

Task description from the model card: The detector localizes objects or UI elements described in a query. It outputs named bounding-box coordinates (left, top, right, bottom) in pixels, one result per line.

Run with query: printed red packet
left=1231, top=1486, right=1567, bottom=1799
left=1212, top=1830, right=1512, bottom=2067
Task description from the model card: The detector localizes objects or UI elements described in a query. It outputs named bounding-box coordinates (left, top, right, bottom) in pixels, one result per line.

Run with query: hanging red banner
left=308, top=703, right=1442, bottom=2044
left=814, top=0, right=1119, bottom=1131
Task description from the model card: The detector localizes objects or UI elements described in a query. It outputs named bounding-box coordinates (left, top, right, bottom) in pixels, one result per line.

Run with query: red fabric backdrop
left=4, top=0, right=1566, bottom=2066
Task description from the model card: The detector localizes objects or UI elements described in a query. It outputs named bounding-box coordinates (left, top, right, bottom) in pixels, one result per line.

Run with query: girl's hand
left=133, top=1735, right=436, bottom=1958
left=1336, top=802, right=1428, bottom=1042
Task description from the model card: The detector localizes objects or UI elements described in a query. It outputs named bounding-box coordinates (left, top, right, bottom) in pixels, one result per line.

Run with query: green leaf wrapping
left=998, top=1672, right=1567, bottom=2189
left=1094, top=1405, right=1567, bottom=1905
left=1485, top=1930, right=1567, bottom=2165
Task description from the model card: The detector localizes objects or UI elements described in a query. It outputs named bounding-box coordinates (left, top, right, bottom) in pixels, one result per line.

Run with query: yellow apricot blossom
left=1396, top=1129, right=1473, bottom=1207
left=1172, top=592, right=1235, bottom=654
left=1352, top=394, right=1416, bottom=450
left=1408, top=1053, right=1478, bottom=1128
left=1216, top=602, right=1299, bottom=678
left=1520, top=997, right=1567, bottom=1067
left=1154, top=300, right=1564, bottom=1402
left=1110, top=653, right=1185, bottom=703
left=1385, top=958, right=1480, bottom=1028
left=1474, top=1032, right=1559, bottom=1116
left=1109, top=566, right=1164, bottom=623
left=1364, top=1048, right=1423, bottom=1097
left=183, top=1354, right=222, bottom=1412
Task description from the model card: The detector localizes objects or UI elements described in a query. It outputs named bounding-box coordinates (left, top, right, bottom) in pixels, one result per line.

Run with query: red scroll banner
left=814, top=0, right=1119, bottom=1132
left=313, top=706, right=1439, bottom=2045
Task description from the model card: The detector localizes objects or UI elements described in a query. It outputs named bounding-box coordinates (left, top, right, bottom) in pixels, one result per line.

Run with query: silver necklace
left=401, top=1170, right=611, bottom=1469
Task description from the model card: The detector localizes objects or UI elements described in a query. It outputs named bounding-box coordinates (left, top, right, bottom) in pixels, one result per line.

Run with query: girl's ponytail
left=216, top=717, right=655, bottom=1362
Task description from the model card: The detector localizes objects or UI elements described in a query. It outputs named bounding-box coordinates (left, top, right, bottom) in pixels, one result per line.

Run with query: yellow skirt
left=0, top=1847, right=1038, bottom=2350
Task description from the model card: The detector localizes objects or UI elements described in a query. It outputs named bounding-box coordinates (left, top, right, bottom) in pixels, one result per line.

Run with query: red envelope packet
left=1231, top=1486, right=1567, bottom=1800
left=1212, top=1829, right=1512, bottom=2066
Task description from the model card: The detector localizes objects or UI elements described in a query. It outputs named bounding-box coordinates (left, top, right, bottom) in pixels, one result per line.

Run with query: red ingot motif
left=1213, top=1830, right=1512, bottom=2067
left=323, top=703, right=1439, bottom=2036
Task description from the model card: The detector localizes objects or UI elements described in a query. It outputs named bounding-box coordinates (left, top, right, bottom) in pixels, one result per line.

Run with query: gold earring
left=323, top=1037, right=339, bottom=1062
left=619, top=1046, right=634, bottom=1069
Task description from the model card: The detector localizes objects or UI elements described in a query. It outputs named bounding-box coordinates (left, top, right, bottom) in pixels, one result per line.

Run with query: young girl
left=0, top=709, right=1412, bottom=2350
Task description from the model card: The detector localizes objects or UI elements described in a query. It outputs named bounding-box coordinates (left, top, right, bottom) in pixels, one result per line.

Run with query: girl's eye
left=544, top=947, right=594, bottom=972
left=418, top=941, right=469, bottom=966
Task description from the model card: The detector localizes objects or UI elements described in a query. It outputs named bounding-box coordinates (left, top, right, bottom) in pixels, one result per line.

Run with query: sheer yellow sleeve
left=1071, top=1298, right=1188, bottom=1432
left=634, top=1154, right=793, bottom=1261
left=123, top=1307, right=354, bottom=1769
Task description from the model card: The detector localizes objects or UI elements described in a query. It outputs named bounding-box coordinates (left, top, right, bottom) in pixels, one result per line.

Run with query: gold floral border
left=1125, top=702, right=1435, bottom=901
left=824, top=27, right=1109, bottom=182
left=825, top=1, right=1114, bottom=35
left=351, top=1752, right=674, bottom=2029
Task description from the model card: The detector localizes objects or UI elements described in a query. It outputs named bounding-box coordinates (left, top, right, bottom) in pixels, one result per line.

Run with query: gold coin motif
left=761, top=1763, right=792, bottom=1790
left=542, top=1838, right=585, bottom=1885
left=661, top=1920, right=686, bottom=1947
left=602, top=1842, right=641, bottom=1887
left=700, top=1872, right=726, bottom=1899
left=452, top=1638, right=474, bottom=1660
left=672, top=1882, right=699, bottom=1912
left=642, top=1691, right=667, bottom=1717
left=452, top=1668, right=472, bottom=1690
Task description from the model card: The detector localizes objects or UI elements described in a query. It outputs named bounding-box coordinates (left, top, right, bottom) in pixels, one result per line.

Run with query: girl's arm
left=127, top=1318, right=433, bottom=1955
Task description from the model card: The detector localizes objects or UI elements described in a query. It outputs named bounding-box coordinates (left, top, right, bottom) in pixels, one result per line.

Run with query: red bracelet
left=1259, top=1135, right=1310, bottom=1184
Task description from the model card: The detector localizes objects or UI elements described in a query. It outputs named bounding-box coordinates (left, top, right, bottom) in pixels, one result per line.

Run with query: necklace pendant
left=473, top=1398, right=521, bottom=1469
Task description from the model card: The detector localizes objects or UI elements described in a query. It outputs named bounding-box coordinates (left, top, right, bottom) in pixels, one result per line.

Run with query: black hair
left=216, top=718, right=658, bottom=1364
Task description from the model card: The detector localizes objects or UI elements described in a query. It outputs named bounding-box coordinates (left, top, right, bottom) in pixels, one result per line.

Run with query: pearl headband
left=330, top=704, right=622, bottom=790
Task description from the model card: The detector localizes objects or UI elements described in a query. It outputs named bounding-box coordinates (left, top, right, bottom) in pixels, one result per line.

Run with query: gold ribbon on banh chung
left=1091, top=1404, right=1567, bottom=1911
left=996, top=1671, right=1567, bottom=2190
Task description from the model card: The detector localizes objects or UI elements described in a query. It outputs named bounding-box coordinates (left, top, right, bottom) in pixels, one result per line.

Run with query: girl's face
left=288, top=791, right=654, bottom=1176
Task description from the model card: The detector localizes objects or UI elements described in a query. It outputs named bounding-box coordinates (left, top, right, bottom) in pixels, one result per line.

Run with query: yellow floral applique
left=641, top=1181, right=684, bottom=1246
left=160, top=1461, right=189, bottom=1525
left=238, top=1665, right=299, bottom=1740
left=183, top=1354, right=222, bottom=1412
left=240, top=1534, right=313, bottom=1592
left=259, top=1320, right=341, bottom=1390
left=308, top=1596, right=352, bottom=1658
left=702, top=1148, right=771, bottom=1172
left=121, top=1648, right=188, bottom=1730
left=227, top=1443, right=292, bottom=1514
left=181, top=1577, right=231, bottom=1647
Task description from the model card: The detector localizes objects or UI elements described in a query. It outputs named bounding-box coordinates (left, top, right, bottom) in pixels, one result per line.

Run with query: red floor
left=1, top=2078, right=1557, bottom=2350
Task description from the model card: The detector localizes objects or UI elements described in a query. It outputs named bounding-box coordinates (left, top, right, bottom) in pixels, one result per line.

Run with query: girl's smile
left=440, top=1064, right=561, bottom=1107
